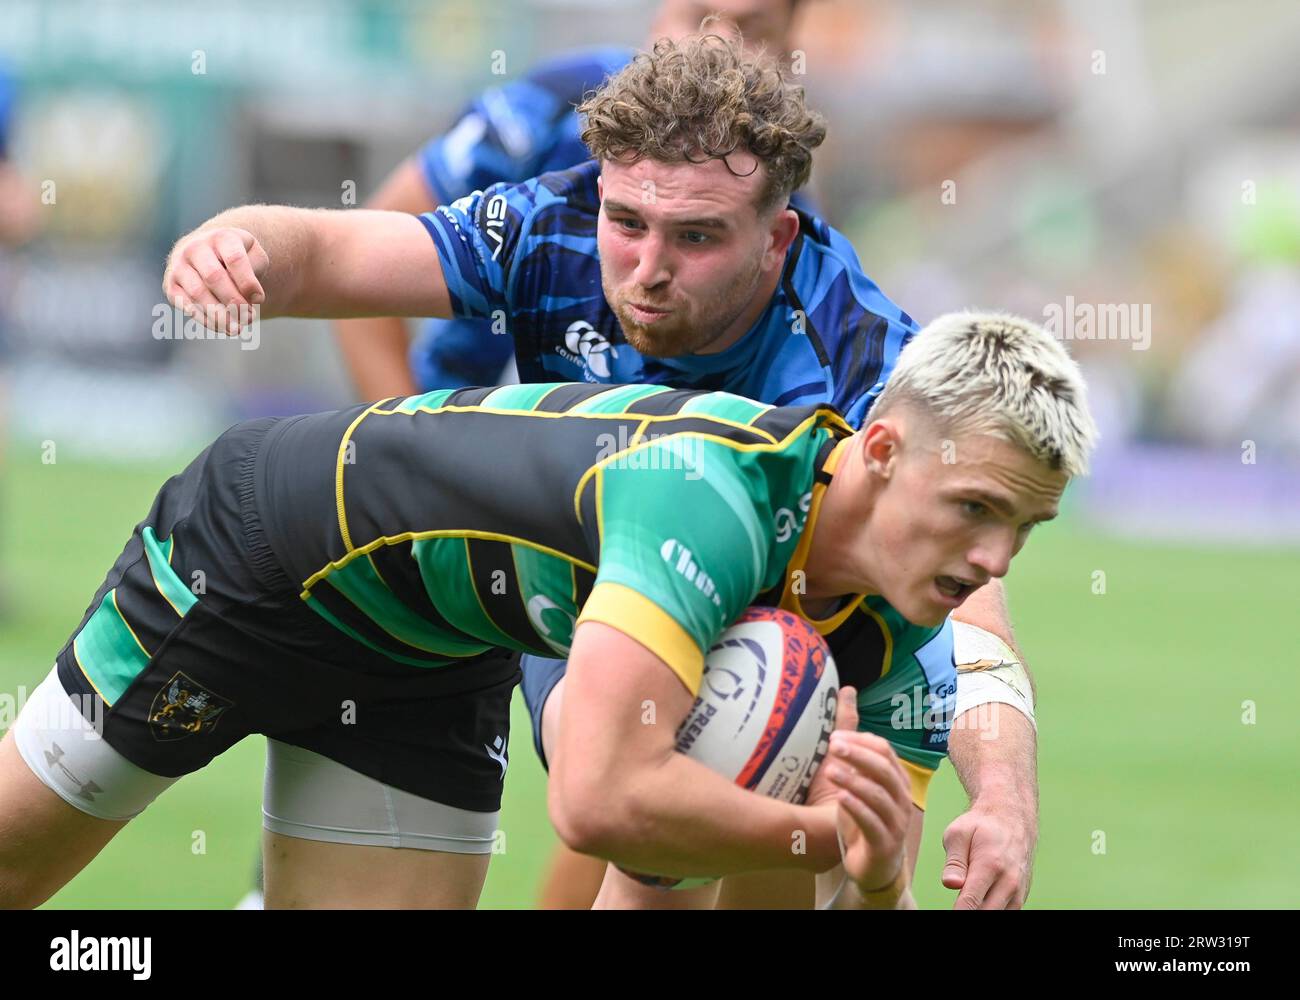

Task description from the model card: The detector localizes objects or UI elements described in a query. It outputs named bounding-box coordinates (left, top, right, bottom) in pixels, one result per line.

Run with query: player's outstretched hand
left=827, top=732, right=913, bottom=896
left=163, top=227, right=269, bottom=334
left=941, top=805, right=1035, bottom=910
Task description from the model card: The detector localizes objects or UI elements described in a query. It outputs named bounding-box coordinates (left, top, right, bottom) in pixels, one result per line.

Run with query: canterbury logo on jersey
left=561, top=320, right=618, bottom=379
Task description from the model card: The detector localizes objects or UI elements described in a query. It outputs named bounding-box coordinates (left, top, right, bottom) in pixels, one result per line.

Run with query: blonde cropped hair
left=872, top=312, right=1099, bottom=476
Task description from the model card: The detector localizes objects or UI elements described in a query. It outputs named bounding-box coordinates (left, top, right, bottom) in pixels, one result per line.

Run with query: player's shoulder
left=465, top=159, right=599, bottom=217
left=521, top=45, right=635, bottom=97
left=779, top=212, right=919, bottom=426
left=439, top=159, right=598, bottom=245
left=533, top=159, right=602, bottom=212
left=788, top=211, right=915, bottom=327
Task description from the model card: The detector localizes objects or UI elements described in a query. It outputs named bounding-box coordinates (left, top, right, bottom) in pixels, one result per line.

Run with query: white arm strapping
left=951, top=621, right=1036, bottom=731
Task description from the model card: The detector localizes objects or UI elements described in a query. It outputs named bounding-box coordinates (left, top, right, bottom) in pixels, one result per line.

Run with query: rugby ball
left=622, top=606, right=839, bottom=889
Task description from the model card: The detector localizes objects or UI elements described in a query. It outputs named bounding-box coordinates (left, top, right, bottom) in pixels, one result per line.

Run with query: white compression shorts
left=951, top=622, right=1037, bottom=731
left=11, top=667, right=499, bottom=852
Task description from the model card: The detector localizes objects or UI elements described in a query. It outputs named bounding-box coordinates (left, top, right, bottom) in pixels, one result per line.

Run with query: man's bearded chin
left=614, top=303, right=711, bottom=357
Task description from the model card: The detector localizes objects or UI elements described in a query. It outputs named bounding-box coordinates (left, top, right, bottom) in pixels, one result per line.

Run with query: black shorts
left=54, top=417, right=520, bottom=813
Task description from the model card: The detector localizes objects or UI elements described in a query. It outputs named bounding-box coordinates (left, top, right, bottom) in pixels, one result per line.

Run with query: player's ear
left=765, top=206, right=799, bottom=266
left=860, top=420, right=901, bottom=480
left=597, top=173, right=604, bottom=201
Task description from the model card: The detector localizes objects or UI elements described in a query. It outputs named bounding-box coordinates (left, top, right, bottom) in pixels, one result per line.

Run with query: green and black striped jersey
left=260, top=381, right=839, bottom=691
left=259, top=381, right=954, bottom=794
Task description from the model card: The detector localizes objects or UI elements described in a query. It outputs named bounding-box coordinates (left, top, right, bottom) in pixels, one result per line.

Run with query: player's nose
left=631, top=232, right=672, bottom=287
left=967, top=534, right=1015, bottom=580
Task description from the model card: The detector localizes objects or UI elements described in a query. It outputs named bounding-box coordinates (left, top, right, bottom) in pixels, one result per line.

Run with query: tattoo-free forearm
left=554, top=749, right=841, bottom=878
left=948, top=701, right=1037, bottom=809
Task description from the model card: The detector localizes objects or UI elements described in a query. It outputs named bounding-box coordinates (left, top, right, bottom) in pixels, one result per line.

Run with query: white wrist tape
left=951, top=621, right=1036, bottom=731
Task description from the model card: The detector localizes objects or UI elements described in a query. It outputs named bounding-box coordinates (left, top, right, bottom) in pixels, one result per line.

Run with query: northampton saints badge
left=148, top=672, right=233, bottom=741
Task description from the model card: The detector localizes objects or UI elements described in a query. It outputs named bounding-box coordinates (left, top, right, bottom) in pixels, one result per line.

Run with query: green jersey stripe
left=303, top=595, right=459, bottom=668
left=73, top=589, right=152, bottom=705
left=323, top=555, right=493, bottom=657
left=567, top=383, right=671, bottom=414
left=679, top=391, right=771, bottom=424
left=476, top=382, right=566, bottom=411
left=391, top=387, right=458, bottom=415
left=142, top=526, right=197, bottom=618
left=464, top=538, right=551, bottom=655
left=412, top=537, right=521, bottom=649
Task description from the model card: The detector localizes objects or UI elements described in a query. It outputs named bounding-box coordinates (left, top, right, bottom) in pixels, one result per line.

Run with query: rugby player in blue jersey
left=332, top=0, right=812, bottom=907
left=166, top=31, right=1042, bottom=910
left=335, top=0, right=810, bottom=400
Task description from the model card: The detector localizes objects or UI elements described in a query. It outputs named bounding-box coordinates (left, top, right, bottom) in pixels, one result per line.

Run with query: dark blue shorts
left=519, top=654, right=567, bottom=770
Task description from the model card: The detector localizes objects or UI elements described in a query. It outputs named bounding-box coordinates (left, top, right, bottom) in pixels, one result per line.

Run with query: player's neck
left=803, top=446, right=884, bottom=601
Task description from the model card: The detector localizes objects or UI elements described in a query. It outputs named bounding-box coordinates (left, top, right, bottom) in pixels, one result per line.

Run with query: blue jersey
left=420, top=159, right=917, bottom=428
left=418, top=46, right=635, bottom=206
left=410, top=47, right=632, bottom=389
left=407, top=46, right=819, bottom=391
left=0, top=60, right=15, bottom=160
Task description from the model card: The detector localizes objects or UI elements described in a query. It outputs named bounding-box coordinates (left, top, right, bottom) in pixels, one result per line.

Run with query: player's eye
left=682, top=231, right=710, bottom=245
left=961, top=500, right=989, bottom=518
left=616, top=217, right=644, bottom=232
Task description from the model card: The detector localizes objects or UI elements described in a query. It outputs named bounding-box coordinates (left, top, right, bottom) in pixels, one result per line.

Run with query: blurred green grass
left=2, top=453, right=1297, bottom=908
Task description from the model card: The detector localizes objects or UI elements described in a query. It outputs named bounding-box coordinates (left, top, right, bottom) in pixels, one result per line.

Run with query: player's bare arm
left=550, top=621, right=843, bottom=877
left=942, top=702, right=1038, bottom=909
left=945, top=578, right=1040, bottom=909
left=334, top=158, right=437, bottom=399
left=162, top=206, right=452, bottom=334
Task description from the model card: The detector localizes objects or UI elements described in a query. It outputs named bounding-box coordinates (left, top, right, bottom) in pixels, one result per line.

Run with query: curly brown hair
left=578, top=30, right=827, bottom=212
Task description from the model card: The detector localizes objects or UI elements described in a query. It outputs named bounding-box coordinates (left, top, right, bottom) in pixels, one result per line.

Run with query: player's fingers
left=952, top=861, right=998, bottom=910
left=244, top=235, right=270, bottom=277
left=980, top=874, right=1021, bottom=911
left=829, top=736, right=911, bottom=805
left=187, top=242, right=249, bottom=309
left=215, top=231, right=265, bottom=304
left=827, top=763, right=909, bottom=838
left=168, top=264, right=207, bottom=308
left=941, top=819, right=974, bottom=890
left=837, top=790, right=890, bottom=850
left=831, top=685, right=858, bottom=732
left=170, top=272, right=228, bottom=331
left=838, top=794, right=905, bottom=889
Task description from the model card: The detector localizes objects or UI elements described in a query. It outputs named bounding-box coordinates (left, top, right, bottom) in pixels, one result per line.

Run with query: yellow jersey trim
left=577, top=582, right=703, bottom=694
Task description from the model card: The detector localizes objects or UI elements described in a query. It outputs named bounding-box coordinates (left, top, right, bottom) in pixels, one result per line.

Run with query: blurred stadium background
left=0, top=0, right=1296, bottom=908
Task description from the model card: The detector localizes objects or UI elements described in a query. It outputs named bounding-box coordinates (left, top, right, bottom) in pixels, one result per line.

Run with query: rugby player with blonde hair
left=160, top=29, right=1055, bottom=909
left=0, top=311, right=1094, bottom=910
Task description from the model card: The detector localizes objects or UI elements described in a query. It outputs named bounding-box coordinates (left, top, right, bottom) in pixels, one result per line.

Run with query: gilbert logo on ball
left=621, top=606, right=838, bottom=890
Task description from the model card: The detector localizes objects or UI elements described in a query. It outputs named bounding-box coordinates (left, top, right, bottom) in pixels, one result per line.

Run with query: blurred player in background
left=0, top=60, right=44, bottom=619
left=167, top=30, right=1041, bottom=911
left=334, top=0, right=811, bottom=400
left=334, top=0, right=812, bottom=908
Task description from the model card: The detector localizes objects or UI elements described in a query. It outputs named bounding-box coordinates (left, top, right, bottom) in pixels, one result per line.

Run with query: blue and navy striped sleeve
left=795, top=221, right=919, bottom=429
left=418, top=179, right=540, bottom=320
